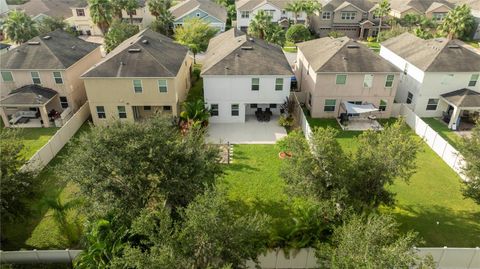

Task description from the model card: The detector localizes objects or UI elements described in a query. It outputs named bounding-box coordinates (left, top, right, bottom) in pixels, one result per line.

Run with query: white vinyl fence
left=292, top=93, right=312, bottom=143
left=23, top=102, right=91, bottom=171
left=0, top=249, right=82, bottom=264
left=246, top=248, right=318, bottom=269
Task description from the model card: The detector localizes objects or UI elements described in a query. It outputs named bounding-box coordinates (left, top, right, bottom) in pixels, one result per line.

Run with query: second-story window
left=53, top=71, right=63, bottom=84
left=322, top=11, right=331, bottom=19
left=76, top=9, right=85, bottom=16
left=133, top=79, right=143, bottom=93
left=385, top=74, right=395, bottom=88
left=341, top=11, right=356, bottom=20
left=432, top=12, right=446, bottom=21
left=128, top=10, right=137, bottom=16
left=336, top=74, right=347, bottom=85
left=469, top=74, right=479, bottom=87
left=31, top=71, right=41, bottom=84
left=275, top=78, right=283, bottom=91
left=158, top=79, right=168, bottom=92
left=241, top=11, right=249, bottom=18
left=363, top=74, right=373, bottom=88
left=251, top=78, right=260, bottom=91
left=1, top=71, right=13, bottom=82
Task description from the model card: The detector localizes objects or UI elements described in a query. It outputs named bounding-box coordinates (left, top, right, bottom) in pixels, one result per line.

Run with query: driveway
left=206, top=116, right=287, bottom=144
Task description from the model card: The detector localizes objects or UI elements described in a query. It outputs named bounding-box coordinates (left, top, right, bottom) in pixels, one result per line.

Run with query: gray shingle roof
left=170, top=0, right=227, bottom=22
left=0, top=84, right=57, bottom=106
left=236, top=0, right=295, bottom=11
left=297, top=36, right=400, bottom=73
left=441, top=88, right=480, bottom=108
left=0, top=29, right=99, bottom=70
left=389, top=0, right=453, bottom=13
left=321, top=0, right=376, bottom=12
left=381, top=32, right=480, bottom=72
left=201, top=28, right=293, bottom=76
left=82, top=29, right=188, bottom=78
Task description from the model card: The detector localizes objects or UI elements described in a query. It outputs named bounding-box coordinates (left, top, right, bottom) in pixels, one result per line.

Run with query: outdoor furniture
left=17, top=117, right=30, bottom=124
left=266, top=108, right=273, bottom=116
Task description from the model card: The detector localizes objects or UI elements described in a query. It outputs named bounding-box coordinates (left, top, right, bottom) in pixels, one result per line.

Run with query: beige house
left=389, top=0, right=453, bottom=21
left=0, top=29, right=102, bottom=127
left=82, top=29, right=192, bottom=125
left=295, top=36, right=401, bottom=118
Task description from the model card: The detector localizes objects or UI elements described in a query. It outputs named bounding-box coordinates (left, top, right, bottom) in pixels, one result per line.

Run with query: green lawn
left=0, top=127, right=59, bottom=159
left=360, top=41, right=381, bottom=53
left=422, top=117, right=461, bottom=149
left=464, top=41, right=479, bottom=49
left=1, top=123, right=91, bottom=250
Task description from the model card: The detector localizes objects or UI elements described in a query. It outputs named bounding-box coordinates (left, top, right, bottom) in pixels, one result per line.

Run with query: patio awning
left=0, top=84, right=57, bottom=107
left=342, top=101, right=379, bottom=114
left=440, top=88, right=480, bottom=109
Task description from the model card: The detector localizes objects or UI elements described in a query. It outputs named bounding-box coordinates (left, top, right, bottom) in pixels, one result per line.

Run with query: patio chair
left=266, top=108, right=273, bottom=116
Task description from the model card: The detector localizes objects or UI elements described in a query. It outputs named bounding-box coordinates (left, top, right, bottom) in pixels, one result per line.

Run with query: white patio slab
left=339, top=118, right=383, bottom=131
left=206, top=116, right=287, bottom=144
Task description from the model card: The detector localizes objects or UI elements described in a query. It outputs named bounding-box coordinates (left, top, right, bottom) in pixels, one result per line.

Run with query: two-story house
left=389, top=0, right=453, bottom=21
left=310, top=0, right=387, bottom=39
left=235, top=0, right=308, bottom=32
left=380, top=33, right=480, bottom=129
left=0, top=29, right=102, bottom=127
left=170, top=0, right=227, bottom=32
left=82, top=29, right=192, bottom=125
left=66, top=0, right=155, bottom=36
left=295, top=36, right=401, bottom=118
left=201, top=28, right=293, bottom=123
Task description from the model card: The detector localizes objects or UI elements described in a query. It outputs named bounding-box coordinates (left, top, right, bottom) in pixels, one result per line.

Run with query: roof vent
left=343, top=56, right=347, bottom=60
left=128, top=48, right=141, bottom=53
left=27, top=41, right=40, bottom=45
left=347, top=45, right=359, bottom=48
left=448, top=44, right=460, bottom=49
left=434, top=38, right=444, bottom=43
left=71, top=45, right=76, bottom=50
left=241, top=46, right=253, bottom=50
left=248, top=37, right=254, bottom=42
left=142, top=39, right=149, bottom=44
left=43, top=35, right=51, bottom=40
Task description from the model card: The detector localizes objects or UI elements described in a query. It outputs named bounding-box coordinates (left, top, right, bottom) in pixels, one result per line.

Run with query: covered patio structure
left=337, top=101, right=383, bottom=131
left=440, top=88, right=480, bottom=131
left=0, top=85, right=60, bottom=128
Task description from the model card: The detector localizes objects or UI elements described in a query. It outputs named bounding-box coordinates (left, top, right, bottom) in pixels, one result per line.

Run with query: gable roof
left=236, top=0, right=295, bottom=11
left=389, top=0, right=453, bottom=13
left=201, top=28, right=293, bottom=76
left=0, top=84, right=57, bottom=106
left=381, top=32, right=480, bottom=72
left=0, top=29, right=99, bottom=70
left=297, top=36, right=399, bottom=73
left=82, top=29, right=188, bottom=78
left=9, top=0, right=83, bottom=18
left=441, top=89, right=480, bottom=108
left=321, top=0, right=375, bottom=12
left=170, top=0, right=227, bottom=22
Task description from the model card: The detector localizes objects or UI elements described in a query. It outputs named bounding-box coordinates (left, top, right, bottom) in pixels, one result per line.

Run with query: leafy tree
left=458, top=121, right=480, bottom=204
left=150, top=10, right=174, bottom=36
left=124, top=0, right=139, bottom=24
left=401, top=13, right=421, bottom=27
left=174, top=18, right=218, bottom=63
left=438, top=4, right=475, bottom=40
left=285, top=0, right=303, bottom=24
left=180, top=99, right=210, bottom=127
left=248, top=10, right=273, bottom=40
left=147, top=0, right=172, bottom=18
left=104, top=20, right=139, bottom=52
left=414, top=27, right=433, bottom=39
left=265, top=23, right=286, bottom=46
left=0, top=130, right=36, bottom=222
left=2, top=10, right=38, bottom=44
left=301, top=0, right=322, bottom=28
left=317, top=214, right=433, bottom=268
left=373, top=0, right=391, bottom=42
left=61, top=116, right=222, bottom=223
left=110, top=0, right=127, bottom=19
left=37, top=16, right=67, bottom=34
left=88, top=0, right=113, bottom=34
left=285, top=24, right=310, bottom=43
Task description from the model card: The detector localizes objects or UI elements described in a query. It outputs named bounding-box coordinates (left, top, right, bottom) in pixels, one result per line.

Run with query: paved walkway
left=206, top=116, right=287, bottom=144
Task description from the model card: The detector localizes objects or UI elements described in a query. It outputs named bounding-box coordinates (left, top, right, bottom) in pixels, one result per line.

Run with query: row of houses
left=0, top=26, right=479, bottom=128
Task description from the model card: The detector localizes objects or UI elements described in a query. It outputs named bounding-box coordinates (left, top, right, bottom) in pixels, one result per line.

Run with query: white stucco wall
left=236, top=3, right=306, bottom=29
left=203, top=75, right=291, bottom=123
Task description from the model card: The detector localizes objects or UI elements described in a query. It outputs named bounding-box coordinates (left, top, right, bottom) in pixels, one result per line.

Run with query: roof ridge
left=138, top=39, right=176, bottom=77
left=36, top=35, right=66, bottom=69
left=201, top=32, right=245, bottom=74
left=424, top=38, right=455, bottom=71
left=315, top=37, right=350, bottom=72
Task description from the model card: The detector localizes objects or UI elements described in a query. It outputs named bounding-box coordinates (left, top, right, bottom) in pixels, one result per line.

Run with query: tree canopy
left=88, top=0, right=114, bottom=34
left=438, top=4, right=475, bottom=40
left=37, top=16, right=68, bottom=34
left=3, top=10, right=38, bottom=44
left=174, top=18, right=218, bottom=62
left=458, top=121, right=480, bottom=204
left=285, top=24, right=310, bottom=43
left=104, top=20, right=139, bottom=52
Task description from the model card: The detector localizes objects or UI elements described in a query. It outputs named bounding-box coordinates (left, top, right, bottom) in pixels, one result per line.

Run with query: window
left=96, top=106, right=106, bottom=118
left=251, top=78, right=259, bottom=91
left=426, top=98, right=439, bottom=111
left=385, top=74, right=395, bottom=88
left=231, top=104, right=239, bottom=116
left=241, top=11, right=249, bottom=18
left=308, top=92, right=312, bottom=106
left=53, top=71, right=63, bottom=84
left=264, top=9, right=275, bottom=16
left=1, top=71, right=13, bottom=82
left=163, top=106, right=172, bottom=111
left=379, top=100, right=387, bottom=111
left=269, top=104, right=277, bottom=108
left=432, top=12, right=446, bottom=21
left=363, top=74, right=373, bottom=88
left=76, top=9, right=85, bottom=16
left=211, top=104, right=219, bottom=116
left=31, top=71, right=41, bottom=84
left=118, top=106, right=127, bottom=118
left=60, top=96, right=69, bottom=108
left=406, top=92, right=413, bottom=104
left=336, top=74, right=347, bottom=85
left=158, top=79, right=168, bottom=92
left=282, top=10, right=286, bottom=15
left=322, top=11, right=331, bottom=19
left=324, top=99, right=336, bottom=112
left=250, top=104, right=257, bottom=108
left=341, top=12, right=356, bottom=20
left=144, top=106, right=151, bottom=111
left=469, top=74, right=479, bottom=87
left=348, top=101, right=362, bottom=105
left=441, top=74, right=454, bottom=85
left=275, top=78, right=283, bottom=91
left=128, top=10, right=137, bottom=15
left=133, top=80, right=142, bottom=93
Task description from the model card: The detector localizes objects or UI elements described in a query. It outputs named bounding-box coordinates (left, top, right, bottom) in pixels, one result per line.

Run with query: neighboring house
left=7, top=0, right=81, bottom=18
left=310, top=0, right=387, bottom=39
left=66, top=0, right=155, bottom=36
left=235, top=0, right=308, bottom=32
left=380, top=33, right=480, bottom=129
left=0, top=29, right=102, bottom=127
left=295, top=36, right=401, bottom=118
left=389, top=0, right=453, bottom=21
left=450, top=0, right=480, bottom=40
left=170, top=0, right=227, bottom=32
left=81, top=29, right=192, bottom=125
left=201, top=29, right=293, bottom=123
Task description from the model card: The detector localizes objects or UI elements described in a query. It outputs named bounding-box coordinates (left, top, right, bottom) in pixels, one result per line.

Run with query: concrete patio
left=206, top=116, right=287, bottom=144
left=338, top=118, right=383, bottom=131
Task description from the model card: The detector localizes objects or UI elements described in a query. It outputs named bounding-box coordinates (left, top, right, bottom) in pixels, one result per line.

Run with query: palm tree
left=42, top=196, right=83, bottom=246
left=124, top=0, right=139, bottom=24
left=148, top=0, right=172, bottom=19
left=373, top=0, right=391, bottom=42
left=301, top=0, right=322, bottom=28
left=110, top=0, right=127, bottom=19
left=285, top=0, right=303, bottom=24
left=2, top=10, right=38, bottom=44
left=89, top=0, right=113, bottom=34
left=438, top=4, right=475, bottom=40
left=248, top=10, right=272, bottom=40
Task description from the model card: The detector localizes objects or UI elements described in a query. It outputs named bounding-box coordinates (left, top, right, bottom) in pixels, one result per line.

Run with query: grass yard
left=0, top=127, right=59, bottom=159
left=422, top=117, right=461, bottom=149
left=1, top=123, right=90, bottom=250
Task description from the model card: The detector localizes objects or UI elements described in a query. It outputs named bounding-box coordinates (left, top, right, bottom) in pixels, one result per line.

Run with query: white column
left=448, top=106, right=461, bottom=130
left=0, top=107, right=11, bottom=127
left=40, top=106, right=51, bottom=127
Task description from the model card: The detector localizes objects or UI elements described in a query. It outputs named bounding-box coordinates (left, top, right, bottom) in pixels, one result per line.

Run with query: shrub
left=286, top=24, right=311, bottom=43
left=278, top=115, right=294, bottom=128
left=328, top=31, right=345, bottom=38
left=366, top=36, right=375, bottom=42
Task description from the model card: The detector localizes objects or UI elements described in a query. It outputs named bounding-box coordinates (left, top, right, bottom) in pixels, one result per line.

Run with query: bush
left=366, top=36, right=375, bottom=42
left=328, top=31, right=345, bottom=38
left=377, top=26, right=408, bottom=42
left=278, top=115, right=294, bottom=128
left=286, top=24, right=311, bottom=43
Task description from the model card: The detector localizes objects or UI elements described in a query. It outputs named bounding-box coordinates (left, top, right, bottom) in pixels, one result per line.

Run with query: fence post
left=66, top=249, right=72, bottom=263
left=227, top=142, right=230, bottom=164
left=34, top=249, right=40, bottom=263
left=438, top=246, right=448, bottom=267
left=467, top=247, right=479, bottom=269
